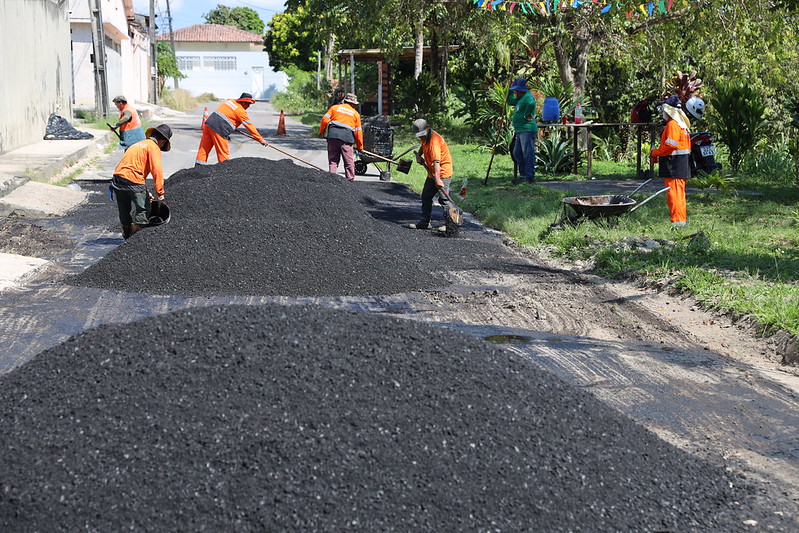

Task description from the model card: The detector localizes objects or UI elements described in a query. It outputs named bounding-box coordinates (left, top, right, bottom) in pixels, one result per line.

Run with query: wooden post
left=636, top=126, right=643, bottom=177
left=572, top=125, right=578, bottom=174
left=586, top=125, right=593, bottom=178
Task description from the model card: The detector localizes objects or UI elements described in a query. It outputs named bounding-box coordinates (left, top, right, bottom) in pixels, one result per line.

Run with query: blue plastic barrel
left=542, top=97, right=561, bottom=123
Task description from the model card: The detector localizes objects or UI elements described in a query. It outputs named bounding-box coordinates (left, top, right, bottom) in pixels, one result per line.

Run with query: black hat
left=145, top=124, right=172, bottom=152
left=237, top=92, right=255, bottom=104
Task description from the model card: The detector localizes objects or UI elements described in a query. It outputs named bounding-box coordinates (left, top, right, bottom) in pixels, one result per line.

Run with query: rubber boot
left=121, top=224, right=132, bottom=239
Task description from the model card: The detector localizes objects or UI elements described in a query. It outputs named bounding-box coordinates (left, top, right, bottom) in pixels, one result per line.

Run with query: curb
left=30, top=131, right=116, bottom=183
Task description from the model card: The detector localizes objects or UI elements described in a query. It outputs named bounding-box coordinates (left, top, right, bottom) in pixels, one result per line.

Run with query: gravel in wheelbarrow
left=561, top=195, right=636, bottom=219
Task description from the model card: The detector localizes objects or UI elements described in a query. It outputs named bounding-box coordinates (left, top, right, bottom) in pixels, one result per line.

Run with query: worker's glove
left=650, top=155, right=659, bottom=164
left=259, top=139, right=268, bottom=146
left=157, top=194, right=165, bottom=202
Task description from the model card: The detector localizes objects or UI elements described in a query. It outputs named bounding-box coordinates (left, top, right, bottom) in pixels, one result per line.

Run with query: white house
left=69, top=0, right=151, bottom=109
left=159, top=24, right=287, bottom=101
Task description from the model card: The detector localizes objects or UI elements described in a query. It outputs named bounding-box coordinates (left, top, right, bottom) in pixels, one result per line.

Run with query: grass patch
left=391, top=136, right=799, bottom=337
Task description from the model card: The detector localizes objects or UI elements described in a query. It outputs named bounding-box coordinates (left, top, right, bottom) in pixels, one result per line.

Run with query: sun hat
left=112, top=95, right=127, bottom=103
left=413, top=118, right=430, bottom=138
left=145, top=124, right=173, bottom=152
left=343, top=93, right=359, bottom=105
left=509, top=78, right=529, bottom=92
left=659, top=95, right=691, bottom=130
left=237, top=92, right=255, bottom=104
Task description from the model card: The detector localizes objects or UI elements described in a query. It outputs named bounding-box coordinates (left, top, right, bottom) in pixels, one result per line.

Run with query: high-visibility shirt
left=653, top=119, right=691, bottom=179
left=112, top=138, right=165, bottom=196
left=118, top=103, right=141, bottom=131
left=420, top=130, right=452, bottom=180
left=319, top=103, right=364, bottom=149
left=204, top=99, right=264, bottom=142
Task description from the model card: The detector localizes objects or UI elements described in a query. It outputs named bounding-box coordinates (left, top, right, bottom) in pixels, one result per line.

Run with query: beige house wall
left=0, top=0, right=72, bottom=154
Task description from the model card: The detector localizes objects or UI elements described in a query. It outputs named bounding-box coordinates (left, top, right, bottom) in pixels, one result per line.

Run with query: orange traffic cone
left=276, top=110, right=287, bottom=135
left=201, top=106, right=209, bottom=126
left=459, top=178, right=468, bottom=197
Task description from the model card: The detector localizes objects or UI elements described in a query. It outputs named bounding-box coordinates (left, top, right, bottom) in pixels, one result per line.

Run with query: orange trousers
left=663, top=178, right=687, bottom=223
left=195, top=123, right=230, bottom=164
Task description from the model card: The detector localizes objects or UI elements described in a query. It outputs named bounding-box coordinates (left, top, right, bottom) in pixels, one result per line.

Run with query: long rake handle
left=238, top=131, right=326, bottom=172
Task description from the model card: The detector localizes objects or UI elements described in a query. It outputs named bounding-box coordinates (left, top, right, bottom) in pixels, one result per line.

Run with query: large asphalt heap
left=0, top=304, right=784, bottom=532
left=67, top=158, right=516, bottom=297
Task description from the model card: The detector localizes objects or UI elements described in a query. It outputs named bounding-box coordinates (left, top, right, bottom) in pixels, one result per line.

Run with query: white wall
left=0, top=0, right=72, bottom=153
left=165, top=49, right=288, bottom=101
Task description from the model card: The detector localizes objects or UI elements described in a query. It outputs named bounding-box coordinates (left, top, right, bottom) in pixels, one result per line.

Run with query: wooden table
left=538, top=122, right=660, bottom=178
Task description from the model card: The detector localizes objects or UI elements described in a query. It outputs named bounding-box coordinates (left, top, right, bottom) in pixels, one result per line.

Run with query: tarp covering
left=43, top=114, right=94, bottom=140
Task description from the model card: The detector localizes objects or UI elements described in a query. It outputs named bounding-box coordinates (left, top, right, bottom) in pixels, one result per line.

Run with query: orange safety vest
left=205, top=99, right=263, bottom=141
left=420, top=130, right=453, bottom=180
left=652, top=120, right=690, bottom=158
left=119, top=103, right=141, bottom=131
left=113, top=139, right=165, bottom=196
left=319, top=103, right=363, bottom=149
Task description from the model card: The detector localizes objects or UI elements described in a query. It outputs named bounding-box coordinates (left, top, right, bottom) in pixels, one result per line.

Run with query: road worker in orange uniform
left=408, top=118, right=454, bottom=230
left=319, top=92, right=364, bottom=181
left=651, top=95, right=692, bottom=228
left=111, top=95, right=145, bottom=150
left=111, top=124, right=172, bottom=239
left=196, top=92, right=267, bottom=165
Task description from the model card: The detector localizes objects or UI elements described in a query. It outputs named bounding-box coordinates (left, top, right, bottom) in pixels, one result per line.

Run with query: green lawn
left=390, top=139, right=799, bottom=337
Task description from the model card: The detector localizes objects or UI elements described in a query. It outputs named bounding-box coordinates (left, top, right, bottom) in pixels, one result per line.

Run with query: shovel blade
left=397, top=159, right=412, bottom=174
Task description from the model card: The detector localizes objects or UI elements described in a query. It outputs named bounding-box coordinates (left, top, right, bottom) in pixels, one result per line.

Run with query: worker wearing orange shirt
left=111, top=95, right=145, bottom=150
left=196, top=92, right=267, bottom=165
left=651, top=95, right=692, bottom=227
left=111, top=124, right=172, bottom=239
left=408, top=118, right=454, bottom=230
left=319, top=93, right=364, bottom=181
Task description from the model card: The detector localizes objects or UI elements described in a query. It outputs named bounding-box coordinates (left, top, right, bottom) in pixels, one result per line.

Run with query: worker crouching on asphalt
left=111, top=95, right=145, bottom=151
left=196, top=92, right=267, bottom=165
left=408, top=118, right=453, bottom=230
left=651, top=95, right=692, bottom=228
left=111, top=124, right=172, bottom=239
left=319, top=92, right=364, bottom=182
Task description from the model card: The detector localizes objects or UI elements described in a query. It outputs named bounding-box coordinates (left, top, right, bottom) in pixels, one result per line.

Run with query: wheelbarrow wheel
left=355, top=160, right=367, bottom=175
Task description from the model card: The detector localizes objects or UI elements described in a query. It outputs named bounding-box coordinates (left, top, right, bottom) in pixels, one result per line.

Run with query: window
left=178, top=56, right=201, bottom=71
left=204, top=56, right=236, bottom=71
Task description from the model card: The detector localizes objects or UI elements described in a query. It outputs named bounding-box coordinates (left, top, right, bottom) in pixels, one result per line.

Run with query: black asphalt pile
left=66, top=158, right=517, bottom=297
left=0, top=304, right=781, bottom=532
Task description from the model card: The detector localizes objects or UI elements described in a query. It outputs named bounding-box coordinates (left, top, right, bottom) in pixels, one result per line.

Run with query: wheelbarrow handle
left=629, top=177, right=653, bottom=196
left=628, top=186, right=670, bottom=213
left=393, top=144, right=421, bottom=160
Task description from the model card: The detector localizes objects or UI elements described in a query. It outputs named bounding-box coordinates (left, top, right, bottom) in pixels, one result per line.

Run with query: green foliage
left=263, top=5, right=321, bottom=72
left=469, top=81, right=514, bottom=153
left=270, top=67, right=329, bottom=115
left=203, top=5, right=264, bottom=34
left=534, top=79, right=587, bottom=120
left=156, top=41, right=184, bottom=90
left=707, top=81, right=767, bottom=173
left=690, top=171, right=737, bottom=196
left=393, top=71, right=447, bottom=123
left=536, top=132, right=577, bottom=174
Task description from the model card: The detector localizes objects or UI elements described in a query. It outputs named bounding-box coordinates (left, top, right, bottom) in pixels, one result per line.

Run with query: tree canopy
left=203, top=5, right=265, bottom=34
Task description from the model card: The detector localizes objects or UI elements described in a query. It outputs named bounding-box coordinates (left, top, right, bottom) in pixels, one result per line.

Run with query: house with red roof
left=158, top=24, right=287, bottom=101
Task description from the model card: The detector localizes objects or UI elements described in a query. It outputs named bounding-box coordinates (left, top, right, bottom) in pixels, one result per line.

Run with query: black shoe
left=526, top=178, right=536, bottom=184
left=511, top=177, right=525, bottom=185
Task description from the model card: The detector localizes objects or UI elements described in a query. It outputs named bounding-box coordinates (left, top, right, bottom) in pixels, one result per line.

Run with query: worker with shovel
left=319, top=93, right=364, bottom=182
left=651, top=95, right=692, bottom=228
left=195, top=92, right=267, bottom=165
left=408, top=119, right=455, bottom=231
left=110, top=124, right=172, bottom=239
left=110, top=95, right=145, bottom=151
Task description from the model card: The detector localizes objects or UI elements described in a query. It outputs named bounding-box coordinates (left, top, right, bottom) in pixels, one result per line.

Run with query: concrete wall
left=165, top=43, right=288, bottom=101
left=0, top=0, right=72, bottom=154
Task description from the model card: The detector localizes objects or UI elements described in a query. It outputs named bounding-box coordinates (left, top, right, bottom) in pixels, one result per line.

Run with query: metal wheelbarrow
left=552, top=179, right=670, bottom=229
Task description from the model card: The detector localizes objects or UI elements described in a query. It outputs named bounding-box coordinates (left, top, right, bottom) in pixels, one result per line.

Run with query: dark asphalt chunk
left=65, top=158, right=518, bottom=297
left=0, top=304, right=783, bottom=532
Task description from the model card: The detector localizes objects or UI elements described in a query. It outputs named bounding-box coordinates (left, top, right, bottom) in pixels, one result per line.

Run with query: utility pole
left=149, top=0, right=158, bottom=103
left=166, top=0, right=178, bottom=89
left=88, top=0, right=109, bottom=118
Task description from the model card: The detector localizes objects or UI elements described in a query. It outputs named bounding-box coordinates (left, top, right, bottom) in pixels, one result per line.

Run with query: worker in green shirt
left=507, top=78, right=538, bottom=184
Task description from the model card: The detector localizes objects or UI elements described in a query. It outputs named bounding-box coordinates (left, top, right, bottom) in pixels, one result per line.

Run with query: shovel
left=238, top=130, right=326, bottom=172
left=359, top=149, right=412, bottom=174
left=106, top=123, right=121, bottom=140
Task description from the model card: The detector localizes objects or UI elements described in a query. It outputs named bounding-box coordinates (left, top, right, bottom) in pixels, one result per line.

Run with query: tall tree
left=203, top=5, right=265, bottom=34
